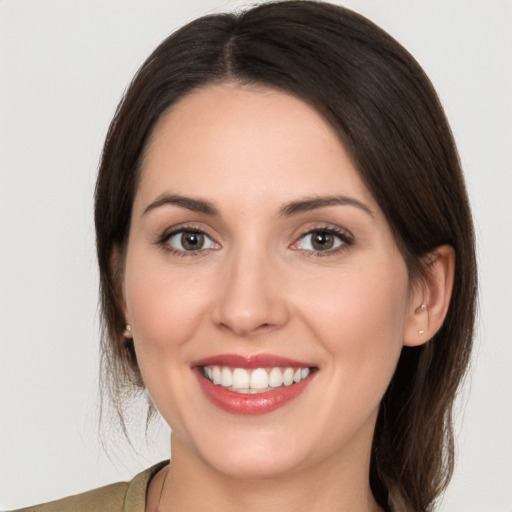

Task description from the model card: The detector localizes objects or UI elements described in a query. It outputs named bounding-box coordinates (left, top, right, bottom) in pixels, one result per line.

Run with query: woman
left=10, top=1, right=476, bottom=511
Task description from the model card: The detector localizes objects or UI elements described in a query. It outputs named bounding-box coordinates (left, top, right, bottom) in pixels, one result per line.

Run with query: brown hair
left=95, top=2, right=477, bottom=510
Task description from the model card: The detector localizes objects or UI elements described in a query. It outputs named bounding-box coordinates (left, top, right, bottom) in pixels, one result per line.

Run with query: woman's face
left=122, top=84, right=418, bottom=479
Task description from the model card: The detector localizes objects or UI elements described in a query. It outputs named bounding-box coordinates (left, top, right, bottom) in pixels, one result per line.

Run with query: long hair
left=94, top=2, right=477, bottom=510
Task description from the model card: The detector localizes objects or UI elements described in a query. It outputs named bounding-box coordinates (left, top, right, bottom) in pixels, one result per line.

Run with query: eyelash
left=156, top=226, right=217, bottom=257
left=293, top=226, right=353, bottom=257
left=156, top=225, right=353, bottom=257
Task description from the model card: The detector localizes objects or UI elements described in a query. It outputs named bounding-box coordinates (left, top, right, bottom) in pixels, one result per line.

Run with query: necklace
left=155, top=465, right=171, bottom=512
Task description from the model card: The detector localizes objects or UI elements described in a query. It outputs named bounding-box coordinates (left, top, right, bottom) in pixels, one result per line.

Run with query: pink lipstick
left=192, top=354, right=316, bottom=415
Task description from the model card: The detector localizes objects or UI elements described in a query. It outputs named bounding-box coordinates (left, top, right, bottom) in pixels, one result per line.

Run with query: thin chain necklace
left=155, top=465, right=171, bottom=512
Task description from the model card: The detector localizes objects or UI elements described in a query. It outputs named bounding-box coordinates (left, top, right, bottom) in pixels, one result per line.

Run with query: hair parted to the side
left=94, top=2, right=477, bottom=510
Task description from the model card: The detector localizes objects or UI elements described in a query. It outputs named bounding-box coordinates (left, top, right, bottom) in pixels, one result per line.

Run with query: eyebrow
left=279, top=195, right=374, bottom=217
left=143, top=194, right=219, bottom=216
left=142, top=193, right=373, bottom=218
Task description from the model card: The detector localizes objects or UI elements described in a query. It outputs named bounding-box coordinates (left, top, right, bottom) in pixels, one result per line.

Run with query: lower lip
left=194, top=369, right=315, bottom=415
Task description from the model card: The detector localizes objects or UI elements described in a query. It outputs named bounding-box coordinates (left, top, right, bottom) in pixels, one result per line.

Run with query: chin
left=175, top=420, right=312, bottom=481
left=203, top=446, right=306, bottom=480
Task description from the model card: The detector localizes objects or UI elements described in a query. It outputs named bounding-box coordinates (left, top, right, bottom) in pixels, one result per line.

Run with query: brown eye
left=296, top=230, right=347, bottom=252
left=311, top=232, right=335, bottom=251
left=181, top=231, right=204, bottom=250
left=167, top=230, right=217, bottom=252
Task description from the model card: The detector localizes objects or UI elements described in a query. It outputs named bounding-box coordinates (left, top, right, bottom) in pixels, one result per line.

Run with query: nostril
left=212, top=284, right=291, bottom=336
left=255, top=322, right=277, bottom=333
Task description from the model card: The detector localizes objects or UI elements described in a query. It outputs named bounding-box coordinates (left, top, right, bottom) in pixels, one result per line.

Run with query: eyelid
left=156, top=224, right=220, bottom=254
left=155, top=222, right=352, bottom=256
left=290, top=224, right=354, bottom=254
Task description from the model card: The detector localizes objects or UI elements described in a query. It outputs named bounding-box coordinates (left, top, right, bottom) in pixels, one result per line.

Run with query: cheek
left=299, top=257, right=410, bottom=399
left=123, top=252, right=213, bottom=357
left=122, top=251, right=217, bottom=431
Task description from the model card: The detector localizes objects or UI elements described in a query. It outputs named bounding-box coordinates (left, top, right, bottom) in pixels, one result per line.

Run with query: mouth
left=192, top=354, right=317, bottom=415
left=201, top=365, right=312, bottom=393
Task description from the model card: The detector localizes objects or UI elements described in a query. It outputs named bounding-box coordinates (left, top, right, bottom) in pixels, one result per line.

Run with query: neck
left=156, top=435, right=381, bottom=512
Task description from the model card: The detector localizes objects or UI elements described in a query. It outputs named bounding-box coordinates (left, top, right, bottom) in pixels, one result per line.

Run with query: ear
left=110, top=245, right=131, bottom=331
left=404, top=245, right=455, bottom=347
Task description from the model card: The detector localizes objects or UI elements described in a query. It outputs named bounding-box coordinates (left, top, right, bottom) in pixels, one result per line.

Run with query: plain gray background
left=1, top=1, right=511, bottom=510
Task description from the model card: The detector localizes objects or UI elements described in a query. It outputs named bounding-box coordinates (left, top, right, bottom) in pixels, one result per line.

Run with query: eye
left=166, top=229, right=218, bottom=252
left=294, top=229, right=350, bottom=253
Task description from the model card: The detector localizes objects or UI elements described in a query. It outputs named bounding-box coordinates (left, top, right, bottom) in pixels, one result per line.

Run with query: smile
left=202, top=365, right=311, bottom=393
left=193, top=354, right=317, bottom=415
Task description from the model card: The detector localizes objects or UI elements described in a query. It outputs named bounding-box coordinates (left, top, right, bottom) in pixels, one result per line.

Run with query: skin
left=120, top=84, right=454, bottom=511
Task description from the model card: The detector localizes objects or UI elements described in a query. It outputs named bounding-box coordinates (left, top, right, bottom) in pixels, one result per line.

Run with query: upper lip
left=191, top=353, right=315, bottom=369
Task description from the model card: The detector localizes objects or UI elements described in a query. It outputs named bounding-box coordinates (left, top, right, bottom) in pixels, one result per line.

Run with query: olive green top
left=8, top=461, right=169, bottom=512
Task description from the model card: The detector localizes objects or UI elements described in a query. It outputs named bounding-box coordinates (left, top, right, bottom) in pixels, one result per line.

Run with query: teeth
left=202, top=365, right=312, bottom=392
left=212, top=366, right=221, bottom=385
left=221, top=367, right=232, bottom=387
left=232, top=368, right=250, bottom=389
left=283, top=367, right=294, bottom=386
left=250, top=368, right=269, bottom=390
left=269, top=367, right=283, bottom=388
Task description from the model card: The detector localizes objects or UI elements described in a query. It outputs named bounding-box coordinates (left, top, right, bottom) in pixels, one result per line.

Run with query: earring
left=123, top=324, right=133, bottom=338
left=418, top=329, right=425, bottom=336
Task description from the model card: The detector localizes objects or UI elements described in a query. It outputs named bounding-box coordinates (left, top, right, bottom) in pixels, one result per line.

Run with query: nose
left=212, top=249, right=290, bottom=337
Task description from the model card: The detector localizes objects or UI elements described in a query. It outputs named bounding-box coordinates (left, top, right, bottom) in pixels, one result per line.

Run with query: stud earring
left=123, top=324, right=133, bottom=338
left=418, top=329, right=425, bottom=336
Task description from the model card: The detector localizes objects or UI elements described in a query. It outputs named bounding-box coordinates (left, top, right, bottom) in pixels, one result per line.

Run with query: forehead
left=135, top=84, right=376, bottom=213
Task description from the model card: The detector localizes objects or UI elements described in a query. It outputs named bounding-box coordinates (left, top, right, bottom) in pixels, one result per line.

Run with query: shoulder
left=8, top=481, right=128, bottom=512
left=6, top=461, right=169, bottom=512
